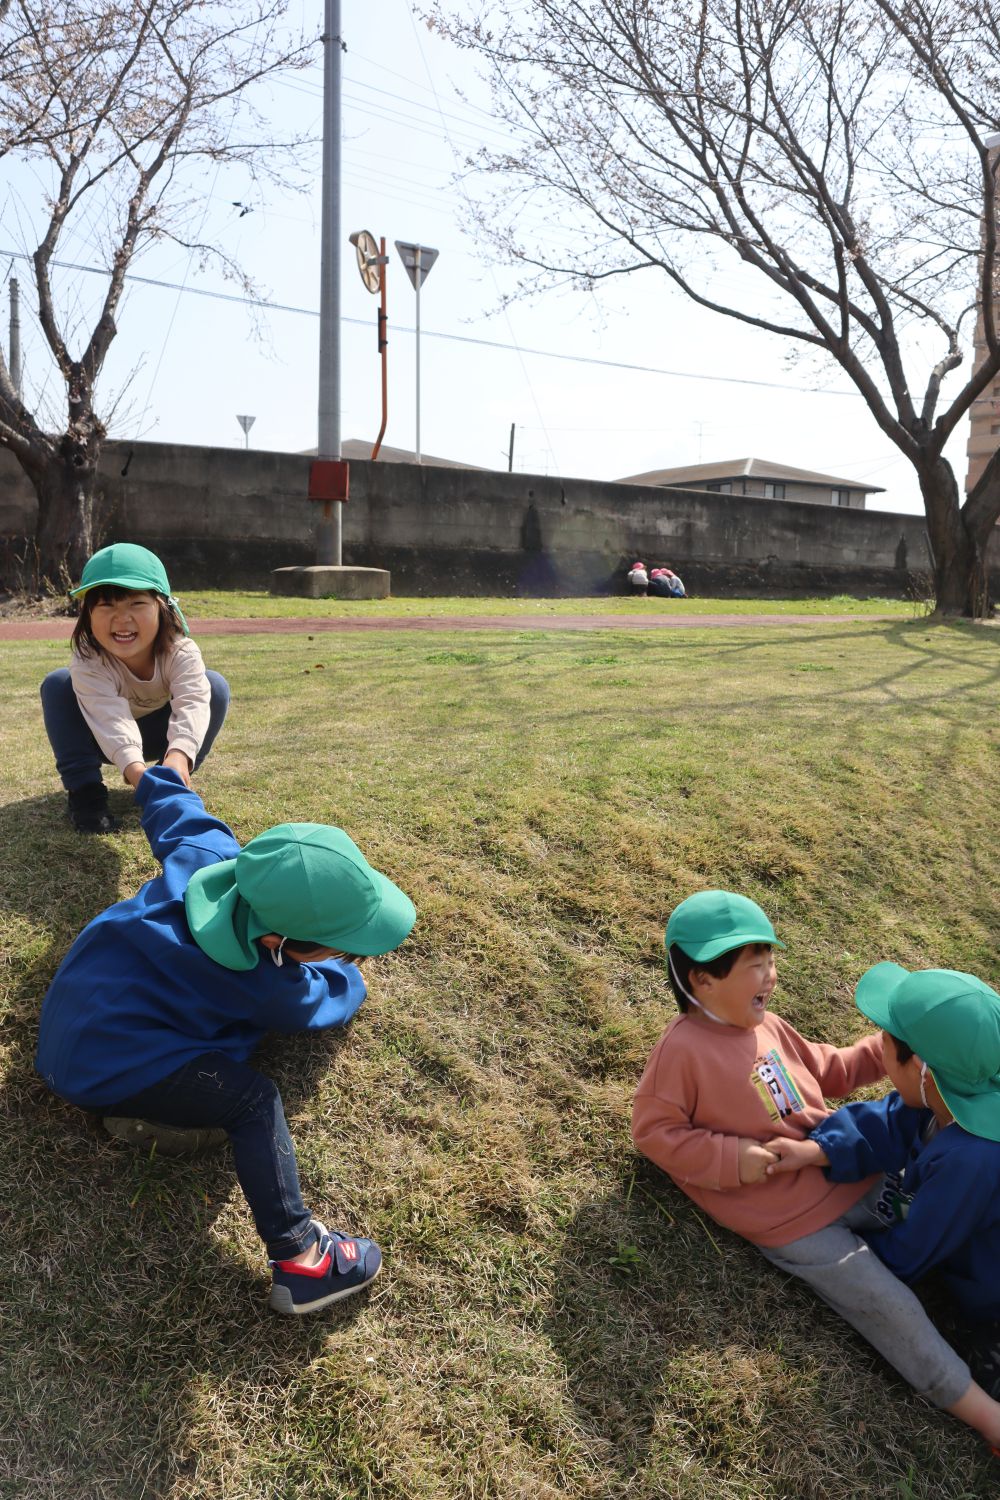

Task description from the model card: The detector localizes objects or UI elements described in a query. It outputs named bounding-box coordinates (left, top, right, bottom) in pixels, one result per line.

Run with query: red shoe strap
left=274, top=1249, right=332, bottom=1278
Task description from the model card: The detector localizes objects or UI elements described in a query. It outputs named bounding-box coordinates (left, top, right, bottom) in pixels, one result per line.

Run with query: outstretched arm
left=809, top=1095, right=922, bottom=1180
left=135, top=764, right=239, bottom=867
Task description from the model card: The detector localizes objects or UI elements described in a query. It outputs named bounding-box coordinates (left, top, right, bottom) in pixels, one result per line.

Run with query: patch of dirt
left=0, top=611, right=889, bottom=642
left=0, top=590, right=75, bottom=621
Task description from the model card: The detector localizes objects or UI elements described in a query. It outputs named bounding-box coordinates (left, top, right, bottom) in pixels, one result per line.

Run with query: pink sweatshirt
left=631, top=1009, right=885, bottom=1247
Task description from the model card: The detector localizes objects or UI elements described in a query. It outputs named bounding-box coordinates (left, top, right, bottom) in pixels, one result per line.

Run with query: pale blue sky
left=2, top=0, right=981, bottom=514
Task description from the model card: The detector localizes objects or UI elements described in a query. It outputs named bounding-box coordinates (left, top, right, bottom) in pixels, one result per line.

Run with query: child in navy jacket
left=36, top=765, right=416, bottom=1316
left=767, top=963, right=1000, bottom=1396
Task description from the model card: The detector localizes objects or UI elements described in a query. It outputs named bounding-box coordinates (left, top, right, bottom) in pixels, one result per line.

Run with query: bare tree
left=0, top=1, right=313, bottom=585
left=431, top=0, right=1000, bottom=614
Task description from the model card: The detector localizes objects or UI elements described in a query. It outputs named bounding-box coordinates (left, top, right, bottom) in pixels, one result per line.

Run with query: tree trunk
left=34, top=451, right=98, bottom=588
left=916, top=458, right=991, bottom=617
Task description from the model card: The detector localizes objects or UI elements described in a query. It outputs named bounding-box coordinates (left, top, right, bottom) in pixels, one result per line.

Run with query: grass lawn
left=175, top=590, right=915, bottom=620
left=2, top=616, right=999, bottom=1499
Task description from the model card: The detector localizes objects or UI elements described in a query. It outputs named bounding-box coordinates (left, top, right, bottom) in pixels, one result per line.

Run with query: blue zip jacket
left=36, top=767, right=367, bottom=1108
left=811, top=1093, right=1000, bottom=1318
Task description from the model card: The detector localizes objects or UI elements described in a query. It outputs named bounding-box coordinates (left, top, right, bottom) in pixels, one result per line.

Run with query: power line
left=0, top=246, right=861, bottom=398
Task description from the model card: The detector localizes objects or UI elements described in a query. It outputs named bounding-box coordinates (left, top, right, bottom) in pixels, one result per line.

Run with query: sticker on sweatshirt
left=752, top=1049, right=806, bottom=1122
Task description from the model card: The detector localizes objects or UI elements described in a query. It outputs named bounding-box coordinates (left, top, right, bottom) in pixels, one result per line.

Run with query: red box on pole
left=309, top=460, right=349, bottom=502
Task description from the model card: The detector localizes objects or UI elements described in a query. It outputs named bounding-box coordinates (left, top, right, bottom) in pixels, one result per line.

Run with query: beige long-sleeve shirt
left=69, top=637, right=211, bottom=772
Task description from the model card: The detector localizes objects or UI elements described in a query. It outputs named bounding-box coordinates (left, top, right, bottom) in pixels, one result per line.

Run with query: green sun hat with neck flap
left=855, top=963, right=1000, bottom=1142
left=70, top=542, right=189, bottom=634
left=184, top=823, right=416, bottom=971
left=665, top=889, right=785, bottom=963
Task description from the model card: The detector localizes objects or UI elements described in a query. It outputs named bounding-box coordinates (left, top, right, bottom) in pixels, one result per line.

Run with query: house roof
left=617, top=456, right=886, bottom=493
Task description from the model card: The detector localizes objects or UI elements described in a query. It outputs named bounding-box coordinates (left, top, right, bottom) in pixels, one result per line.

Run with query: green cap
left=665, top=889, right=785, bottom=962
left=184, top=823, right=416, bottom=971
left=70, top=543, right=189, bottom=635
left=855, top=963, right=1000, bottom=1142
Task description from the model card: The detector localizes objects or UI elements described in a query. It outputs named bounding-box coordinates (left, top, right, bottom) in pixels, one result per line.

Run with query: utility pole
left=507, top=422, right=515, bottom=472
left=317, top=0, right=343, bottom=565
left=272, top=0, right=387, bottom=599
left=9, top=276, right=21, bottom=398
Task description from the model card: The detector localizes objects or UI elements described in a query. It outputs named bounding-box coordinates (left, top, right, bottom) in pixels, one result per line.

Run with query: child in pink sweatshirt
left=631, top=890, right=1000, bottom=1450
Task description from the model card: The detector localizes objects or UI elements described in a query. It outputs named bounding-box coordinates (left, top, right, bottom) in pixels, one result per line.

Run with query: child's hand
left=737, top=1138, right=780, bottom=1184
left=161, top=749, right=192, bottom=786
left=763, top=1137, right=829, bottom=1174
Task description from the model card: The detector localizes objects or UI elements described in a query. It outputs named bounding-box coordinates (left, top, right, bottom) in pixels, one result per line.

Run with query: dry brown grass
left=1, top=618, right=998, bottom=1498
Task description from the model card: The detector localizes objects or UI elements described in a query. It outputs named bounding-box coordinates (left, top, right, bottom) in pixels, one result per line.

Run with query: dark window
left=707, top=481, right=732, bottom=493
left=831, top=488, right=851, bottom=506
left=763, top=482, right=785, bottom=499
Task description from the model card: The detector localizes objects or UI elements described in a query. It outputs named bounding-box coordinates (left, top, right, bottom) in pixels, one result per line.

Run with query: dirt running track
left=0, top=612, right=887, bottom=642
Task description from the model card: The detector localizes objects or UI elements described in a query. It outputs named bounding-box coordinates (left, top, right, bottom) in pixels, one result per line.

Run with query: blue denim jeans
left=104, top=1052, right=315, bottom=1261
left=40, top=667, right=230, bottom=792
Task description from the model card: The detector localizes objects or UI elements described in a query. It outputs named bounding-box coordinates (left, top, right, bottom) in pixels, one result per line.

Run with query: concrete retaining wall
left=2, top=437, right=991, bottom=595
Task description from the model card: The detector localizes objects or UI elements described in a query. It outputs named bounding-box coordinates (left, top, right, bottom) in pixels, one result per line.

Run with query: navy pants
left=104, top=1052, right=315, bottom=1261
left=40, top=667, right=230, bottom=792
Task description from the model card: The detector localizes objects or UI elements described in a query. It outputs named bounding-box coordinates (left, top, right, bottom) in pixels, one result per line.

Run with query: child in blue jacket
left=766, top=963, right=1000, bottom=1396
left=36, top=764, right=416, bottom=1316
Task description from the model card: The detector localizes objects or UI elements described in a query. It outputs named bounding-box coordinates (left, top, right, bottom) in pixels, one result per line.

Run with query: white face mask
left=668, top=949, right=729, bottom=1025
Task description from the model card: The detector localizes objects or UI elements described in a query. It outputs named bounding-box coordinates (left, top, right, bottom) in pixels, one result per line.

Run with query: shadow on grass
left=0, top=793, right=375, bottom=1497
left=544, top=1161, right=992, bottom=1500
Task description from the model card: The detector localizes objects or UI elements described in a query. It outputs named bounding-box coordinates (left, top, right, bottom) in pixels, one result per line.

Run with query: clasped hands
left=737, top=1134, right=828, bottom=1184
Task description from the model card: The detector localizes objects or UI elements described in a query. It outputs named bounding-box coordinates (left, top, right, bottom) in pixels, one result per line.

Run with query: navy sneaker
left=268, top=1221, right=382, bottom=1316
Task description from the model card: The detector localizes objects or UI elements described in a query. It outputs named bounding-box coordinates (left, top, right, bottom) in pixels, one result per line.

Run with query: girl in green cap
left=40, top=542, right=229, bottom=831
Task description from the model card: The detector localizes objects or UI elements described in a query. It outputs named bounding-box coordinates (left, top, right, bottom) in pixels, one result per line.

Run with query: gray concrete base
left=270, top=565, right=390, bottom=600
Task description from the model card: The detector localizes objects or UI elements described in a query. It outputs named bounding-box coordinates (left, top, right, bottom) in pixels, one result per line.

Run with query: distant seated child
left=36, top=765, right=416, bottom=1316
left=631, top=890, right=1000, bottom=1449
left=766, top=963, right=1000, bottom=1398
left=648, top=566, right=686, bottom=598
left=627, top=561, right=649, bottom=595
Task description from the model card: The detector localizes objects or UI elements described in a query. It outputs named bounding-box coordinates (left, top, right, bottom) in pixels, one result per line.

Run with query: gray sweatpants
left=758, top=1181, right=970, bottom=1409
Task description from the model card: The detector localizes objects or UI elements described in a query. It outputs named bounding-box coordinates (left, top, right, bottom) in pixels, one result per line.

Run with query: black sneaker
left=67, top=782, right=121, bottom=834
